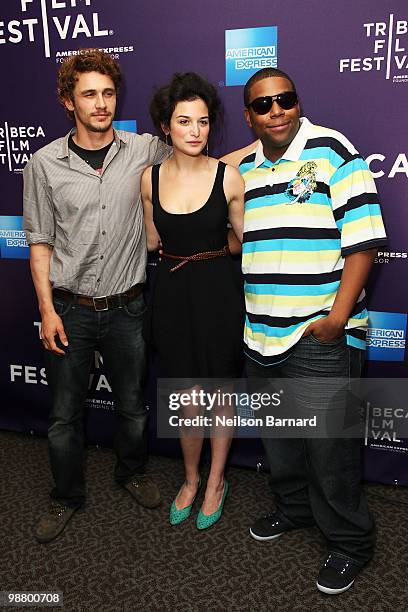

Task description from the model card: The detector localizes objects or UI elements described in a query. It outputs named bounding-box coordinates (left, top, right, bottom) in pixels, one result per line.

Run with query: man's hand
left=303, top=315, right=344, bottom=343
left=303, top=249, right=378, bottom=343
left=29, top=243, right=68, bottom=355
left=40, top=310, right=68, bottom=355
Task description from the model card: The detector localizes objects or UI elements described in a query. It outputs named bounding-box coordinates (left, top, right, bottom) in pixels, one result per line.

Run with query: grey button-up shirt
left=23, top=129, right=170, bottom=296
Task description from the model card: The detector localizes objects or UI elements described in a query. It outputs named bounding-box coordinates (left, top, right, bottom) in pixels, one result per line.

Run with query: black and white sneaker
left=317, top=553, right=362, bottom=595
left=249, top=512, right=295, bottom=541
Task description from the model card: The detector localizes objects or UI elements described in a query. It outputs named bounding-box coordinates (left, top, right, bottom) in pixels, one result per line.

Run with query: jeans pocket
left=123, top=294, right=147, bottom=318
left=309, top=332, right=345, bottom=346
left=53, top=298, right=73, bottom=317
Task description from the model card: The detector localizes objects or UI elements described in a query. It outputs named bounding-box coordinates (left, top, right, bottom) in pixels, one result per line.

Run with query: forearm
left=29, top=244, right=55, bottom=316
left=227, top=229, right=242, bottom=255
left=330, top=248, right=377, bottom=325
left=146, top=234, right=160, bottom=252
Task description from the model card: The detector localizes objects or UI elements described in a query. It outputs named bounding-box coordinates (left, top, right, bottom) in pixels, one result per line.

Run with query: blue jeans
left=246, top=334, right=375, bottom=565
left=45, top=293, right=148, bottom=508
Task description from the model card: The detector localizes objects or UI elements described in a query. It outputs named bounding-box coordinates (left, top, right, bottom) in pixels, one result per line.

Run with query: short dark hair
left=244, top=68, right=296, bottom=106
left=150, top=72, right=221, bottom=133
left=57, top=49, right=122, bottom=120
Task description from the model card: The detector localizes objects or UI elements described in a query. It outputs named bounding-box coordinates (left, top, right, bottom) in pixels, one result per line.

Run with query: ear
left=244, top=108, right=252, bottom=129
left=64, top=97, right=75, bottom=113
left=160, top=122, right=170, bottom=136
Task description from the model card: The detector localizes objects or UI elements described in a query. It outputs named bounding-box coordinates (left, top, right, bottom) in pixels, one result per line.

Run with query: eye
left=200, top=119, right=209, bottom=126
left=178, top=119, right=188, bottom=125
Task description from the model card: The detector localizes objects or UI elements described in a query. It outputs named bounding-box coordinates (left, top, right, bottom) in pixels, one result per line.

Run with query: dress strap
left=151, top=164, right=161, bottom=207
left=214, top=160, right=226, bottom=189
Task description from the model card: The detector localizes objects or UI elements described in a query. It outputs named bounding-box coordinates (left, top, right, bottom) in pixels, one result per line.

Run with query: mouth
left=92, top=113, right=111, bottom=119
left=266, top=121, right=290, bottom=132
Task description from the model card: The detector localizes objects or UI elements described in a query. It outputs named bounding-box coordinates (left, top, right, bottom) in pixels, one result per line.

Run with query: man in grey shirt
left=23, top=49, right=170, bottom=543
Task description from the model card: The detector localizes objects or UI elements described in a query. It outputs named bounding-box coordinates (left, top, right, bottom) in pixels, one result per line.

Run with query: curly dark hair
left=149, top=72, right=221, bottom=134
left=57, top=49, right=122, bottom=120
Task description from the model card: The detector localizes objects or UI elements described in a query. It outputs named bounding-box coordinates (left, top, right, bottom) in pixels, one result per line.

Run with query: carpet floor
left=1, top=430, right=407, bottom=612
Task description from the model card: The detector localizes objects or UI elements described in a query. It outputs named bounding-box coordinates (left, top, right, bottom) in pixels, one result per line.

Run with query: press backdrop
left=1, top=0, right=407, bottom=483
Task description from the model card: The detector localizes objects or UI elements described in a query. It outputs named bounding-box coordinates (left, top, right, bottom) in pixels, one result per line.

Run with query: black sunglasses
left=247, top=91, right=298, bottom=114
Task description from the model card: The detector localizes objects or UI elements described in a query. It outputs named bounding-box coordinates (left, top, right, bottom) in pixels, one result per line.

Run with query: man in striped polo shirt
left=224, top=68, right=387, bottom=595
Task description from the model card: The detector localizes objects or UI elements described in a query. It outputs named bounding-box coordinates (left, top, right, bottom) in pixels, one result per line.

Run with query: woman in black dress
left=141, top=73, right=244, bottom=529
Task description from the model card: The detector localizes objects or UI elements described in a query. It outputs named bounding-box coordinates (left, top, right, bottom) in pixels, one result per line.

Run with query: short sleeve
left=140, top=133, right=172, bottom=165
left=23, top=155, right=55, bottom=246
left=329, top=153, right=387, bottom=256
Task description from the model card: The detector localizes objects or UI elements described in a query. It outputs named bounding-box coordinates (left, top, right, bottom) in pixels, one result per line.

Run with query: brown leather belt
left=53, top=283, right=144, bottom=312
left=161, top=245, right=229, bottom=272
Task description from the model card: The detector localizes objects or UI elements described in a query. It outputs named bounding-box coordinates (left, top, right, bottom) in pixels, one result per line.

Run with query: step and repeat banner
left=1, top=0, right=407, bottom=483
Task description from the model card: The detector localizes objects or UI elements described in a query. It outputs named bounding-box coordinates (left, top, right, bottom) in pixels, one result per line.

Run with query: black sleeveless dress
left=148, top=161, right=244, bottom=379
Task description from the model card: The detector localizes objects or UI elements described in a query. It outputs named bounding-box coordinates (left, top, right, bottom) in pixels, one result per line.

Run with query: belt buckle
left=92, top=296, right=109, bottom=311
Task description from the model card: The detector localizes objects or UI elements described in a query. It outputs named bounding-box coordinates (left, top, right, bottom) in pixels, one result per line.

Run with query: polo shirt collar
left=57, top=127, right=128, bottom=159
left=254, top=117, right=313, bottom=168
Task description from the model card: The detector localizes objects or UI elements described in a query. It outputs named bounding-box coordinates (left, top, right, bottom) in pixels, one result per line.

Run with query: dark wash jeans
left=44, top=293, right=148, bottom=508
left=246, top=334, right=375, bottom=565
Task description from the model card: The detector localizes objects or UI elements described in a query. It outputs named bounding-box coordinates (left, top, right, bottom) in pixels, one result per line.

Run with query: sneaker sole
left=249, top=528, right=284, bottom=541
left=316, top=579, right=355, bottom=595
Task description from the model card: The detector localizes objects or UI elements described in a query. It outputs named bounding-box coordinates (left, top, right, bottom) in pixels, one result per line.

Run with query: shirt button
left=102, top=205, right=106, bottom=209
left=271, top=168, right=275, bottom=172
left=102, top=230, right=106, bottom=235
left=100, top=255, right=104, bottom=260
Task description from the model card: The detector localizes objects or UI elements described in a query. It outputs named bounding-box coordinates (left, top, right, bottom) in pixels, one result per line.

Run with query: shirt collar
left=57, top=127, right=128, bottom=159
left=254, top=117, right=313, bottom=168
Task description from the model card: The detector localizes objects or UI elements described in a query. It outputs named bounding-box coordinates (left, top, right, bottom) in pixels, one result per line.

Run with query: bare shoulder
left=141, top=165, right=153, bottom=180
left=220, top=140, right=258, bottom=168
left=206, top=156, right=220, bottom=172
left=223, top=164, right=244, bottom=204
left=223, top=163, right=244, bottom=187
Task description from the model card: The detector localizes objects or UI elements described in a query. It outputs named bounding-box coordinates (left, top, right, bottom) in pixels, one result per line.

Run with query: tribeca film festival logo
left=366, top=311, right=407, bottom=362
left=362, top=379, right=408, bottom=451
left=225, top=26, right=278, bottom=86
left=0, top=216, right=29, bottom=259
left=367, top=405, right=407, bottom=445
left=0, top=122, right=46, bottom=174
left=366, top=152, right=408, bottom=180
left=339, top=14, right=408, bottom=83
left=0, top=0, right=134, bottom=61
left=11, top=327, right=114, bottom=412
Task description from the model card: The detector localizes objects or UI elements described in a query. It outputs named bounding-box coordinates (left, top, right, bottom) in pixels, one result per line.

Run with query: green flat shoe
left=169, top=479, right=201, bottom=526
left=196, top=481, right=229, bottom=530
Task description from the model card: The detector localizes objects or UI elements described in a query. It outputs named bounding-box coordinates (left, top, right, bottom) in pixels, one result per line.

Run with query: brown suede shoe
left=34, top=502, right=78, bottom=543
left=123, top=475, right=161, bottom=508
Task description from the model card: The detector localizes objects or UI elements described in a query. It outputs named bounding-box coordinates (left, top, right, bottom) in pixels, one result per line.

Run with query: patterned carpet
left=1, top=430, right=407, bottom=612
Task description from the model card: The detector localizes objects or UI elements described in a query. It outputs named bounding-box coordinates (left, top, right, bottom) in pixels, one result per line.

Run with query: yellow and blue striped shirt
left=240, top=118, right=387, bottom=366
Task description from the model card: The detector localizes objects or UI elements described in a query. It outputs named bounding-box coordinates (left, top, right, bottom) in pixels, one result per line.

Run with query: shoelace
left=49, top=503, right=68, bottom=517
left=130, top=475, right=150, bottom=487
left=263, top=514, right=283, bottom=526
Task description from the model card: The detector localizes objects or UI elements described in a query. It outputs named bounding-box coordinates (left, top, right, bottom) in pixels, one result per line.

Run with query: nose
left=190, top=122, right=200, bottom=137
left=95, top=92, right=107, bottom=109
left=269, top=101, right=284, bottom=117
